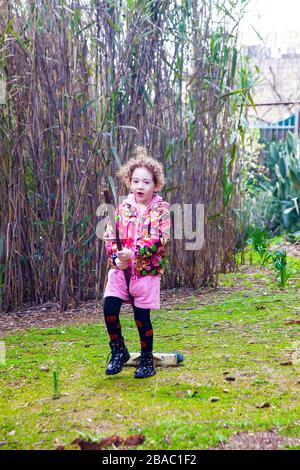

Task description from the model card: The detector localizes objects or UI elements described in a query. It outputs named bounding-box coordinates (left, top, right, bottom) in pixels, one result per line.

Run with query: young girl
left=103, top=146, right=170, bottom=379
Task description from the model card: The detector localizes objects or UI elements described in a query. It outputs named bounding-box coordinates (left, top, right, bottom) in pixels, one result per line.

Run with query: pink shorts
left=103, top=269, right=161, bottom=309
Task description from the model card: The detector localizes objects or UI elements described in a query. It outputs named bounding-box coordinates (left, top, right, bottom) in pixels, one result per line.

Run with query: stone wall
left=243, top=30, right=300, bottom=125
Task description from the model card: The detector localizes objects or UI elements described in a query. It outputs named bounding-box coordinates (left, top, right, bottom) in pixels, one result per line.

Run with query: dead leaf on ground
left=255, top=402, right=271, bottom=409
left=72, top=433, right=145, bottom=450
left=124, top=435, right=145, bottom=446
left=280, top=360, right=293, bottom=366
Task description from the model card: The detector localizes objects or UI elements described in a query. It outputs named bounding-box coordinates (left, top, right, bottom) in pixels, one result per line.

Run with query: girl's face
left=130, top=167, right=157, bottom=205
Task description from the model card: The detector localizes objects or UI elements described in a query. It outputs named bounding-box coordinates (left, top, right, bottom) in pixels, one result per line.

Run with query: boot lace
left=139, top=353, right=154, bottom=369
left=106, top=340, right=124, bottom=364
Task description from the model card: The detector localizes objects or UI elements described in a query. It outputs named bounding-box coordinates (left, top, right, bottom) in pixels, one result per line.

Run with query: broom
left=102, top=181, right=134, bottom=306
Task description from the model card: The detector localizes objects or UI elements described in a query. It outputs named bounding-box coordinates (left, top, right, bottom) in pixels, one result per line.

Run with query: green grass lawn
left=1, top=251, right=300, bottom=450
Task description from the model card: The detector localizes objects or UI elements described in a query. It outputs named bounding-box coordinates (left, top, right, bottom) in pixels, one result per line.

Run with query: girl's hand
left=115, top=258, right=128, bottom=270
left=117, top=248, right=133, bottom=262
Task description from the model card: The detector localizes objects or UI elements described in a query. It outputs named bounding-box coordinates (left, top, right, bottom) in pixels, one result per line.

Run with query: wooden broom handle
left=103, top=188, right=134, bottom=305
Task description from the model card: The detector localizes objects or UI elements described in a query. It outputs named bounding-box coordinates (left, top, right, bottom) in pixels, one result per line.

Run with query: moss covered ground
left=0, top=242, right=299, bottom=450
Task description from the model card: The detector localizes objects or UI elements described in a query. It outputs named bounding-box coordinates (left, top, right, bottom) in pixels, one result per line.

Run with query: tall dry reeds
left=0, top=0, right=255, bottom=313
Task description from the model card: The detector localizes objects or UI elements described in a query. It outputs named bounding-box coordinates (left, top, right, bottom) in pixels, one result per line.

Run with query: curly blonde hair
left=118, top=146, right=165, bottom=191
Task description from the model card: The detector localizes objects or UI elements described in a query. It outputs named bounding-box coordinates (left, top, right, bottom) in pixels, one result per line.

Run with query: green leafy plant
left=248, top=227, right=271, bottom=265
left=271, top=250, right=291, bottom=288
left=240, top=131, right=300, bottom=245
left=52, top=368, right=61, bottom=400
left=260, top=133, right=300, bottom=230
left=285, top=230, right=300, bottom=243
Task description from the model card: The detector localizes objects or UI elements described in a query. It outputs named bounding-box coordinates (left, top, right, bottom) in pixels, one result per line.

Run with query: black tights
left=103, top=296, right=153, bottom=352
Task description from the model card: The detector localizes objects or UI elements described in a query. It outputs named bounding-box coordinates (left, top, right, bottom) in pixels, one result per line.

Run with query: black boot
left=134, top=351, right=156, bottom=379
left=106, top=337, right=130, bottom=375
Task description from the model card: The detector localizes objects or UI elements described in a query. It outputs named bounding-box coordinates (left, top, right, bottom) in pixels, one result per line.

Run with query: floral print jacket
left=104, top=193, right=171, bottom=277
